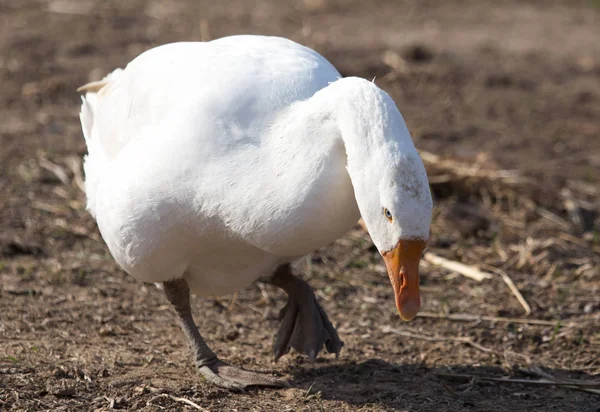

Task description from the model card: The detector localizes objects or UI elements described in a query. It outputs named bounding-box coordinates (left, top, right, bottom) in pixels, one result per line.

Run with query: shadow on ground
left=289, top=359, right=598, bottom=412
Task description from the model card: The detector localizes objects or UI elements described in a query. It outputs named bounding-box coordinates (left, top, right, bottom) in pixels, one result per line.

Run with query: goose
left=78, top=35, right=432, bottom=390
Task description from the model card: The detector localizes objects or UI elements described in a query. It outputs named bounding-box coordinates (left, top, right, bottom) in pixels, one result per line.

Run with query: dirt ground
left=1, top=0, right=599, bottom=411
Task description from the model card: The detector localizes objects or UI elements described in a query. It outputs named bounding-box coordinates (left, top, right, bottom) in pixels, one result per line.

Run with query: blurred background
left=1, top=1, right=599, bottom=411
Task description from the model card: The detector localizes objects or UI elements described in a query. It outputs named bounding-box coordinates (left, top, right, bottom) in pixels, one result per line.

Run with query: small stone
left=226, top=330, right=240, bottom=341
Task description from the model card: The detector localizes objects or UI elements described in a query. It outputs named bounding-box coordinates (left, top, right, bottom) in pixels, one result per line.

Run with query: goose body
left=82, top=36, right=362, bottom=295
left=80, top=35, right=432, bottom=389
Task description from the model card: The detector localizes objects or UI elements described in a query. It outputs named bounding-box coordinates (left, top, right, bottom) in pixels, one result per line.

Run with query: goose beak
left=382, top=239, right=426, bottom=321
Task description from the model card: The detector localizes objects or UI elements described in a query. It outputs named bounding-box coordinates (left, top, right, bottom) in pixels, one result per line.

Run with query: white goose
left=79, top=35, right=432, bottom=390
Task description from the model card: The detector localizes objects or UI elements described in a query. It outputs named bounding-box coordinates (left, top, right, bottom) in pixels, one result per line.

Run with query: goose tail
left=78, top=68, right=123, bottom=217
left=78, top=68, right=123, bottom=144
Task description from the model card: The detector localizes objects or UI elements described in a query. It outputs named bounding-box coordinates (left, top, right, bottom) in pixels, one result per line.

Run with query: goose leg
left=163, top=278, right=289, bottom=390
left=264, top=264, right=344, bottom=361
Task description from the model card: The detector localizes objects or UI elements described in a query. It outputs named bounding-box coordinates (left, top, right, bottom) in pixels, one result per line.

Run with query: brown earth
left=1, top=1, right=599, bottom=411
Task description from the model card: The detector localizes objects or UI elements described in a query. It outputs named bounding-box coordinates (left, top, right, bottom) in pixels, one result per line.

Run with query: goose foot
left=266, top=265, right=344, bottom=361
left=163, top=278, right=289, bottom=390
left=199, top=360, right=289, bottom=391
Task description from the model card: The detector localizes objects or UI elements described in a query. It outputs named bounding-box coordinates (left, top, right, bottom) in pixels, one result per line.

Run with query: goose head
left=336, top=78, right=433, bottom=321
left=353, top=154, right=432, bottom=321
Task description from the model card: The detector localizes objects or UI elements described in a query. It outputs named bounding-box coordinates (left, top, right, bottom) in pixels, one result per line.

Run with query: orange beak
left=381, top=239, right=426, bottom=321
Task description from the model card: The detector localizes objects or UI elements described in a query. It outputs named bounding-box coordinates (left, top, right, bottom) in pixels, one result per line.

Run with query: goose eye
left=383, top=208, right=393, bottom=222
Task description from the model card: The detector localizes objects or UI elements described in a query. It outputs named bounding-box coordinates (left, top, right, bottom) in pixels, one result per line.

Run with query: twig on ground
left=53, top=218, right=101, bottom=241
left=481, top=264, right=531, bottom=315
left=425, top=248, right=530, bottom=315
left=543, top=261, right=559, bottom=281
left=381, top=326, right=494, bottom=353
left=560, top=188, right=584, bottom=231
left=416, top=312, right=578, bottom=328
left=39, top=158, right=70, bottom=185
left=535, top=207, right=571, bottom=228
left=65, top=156, right=86, bottom=192
left=104, top=396, right=115, bottom=409
left=150, top=393, right=210, bottom=411
left=381, top=50, right=410, bottom=76
left=559, top=232, right=588, bottom=248
left=228, top=292, right=238, bottom=311
left=424, top=253, right=492, bottom=282
left=528, top=366, right=600, bottom=395
left=32, top=201, right=67, bottom=215
left=436, top=372, right=600, bottom=395
left=305, top=382, right=317, bottom=398
left=529, top=366, right=561, bottom=381
left=567, top=179, right=598, bottom=196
